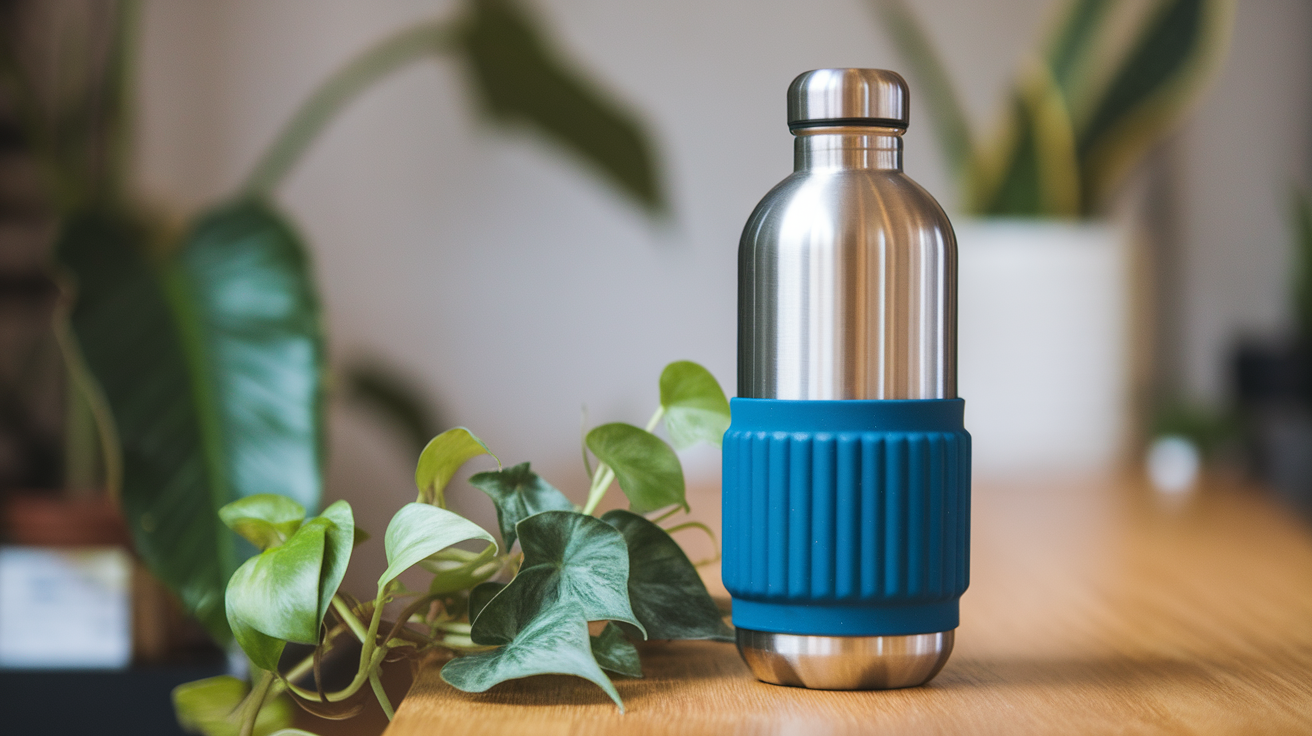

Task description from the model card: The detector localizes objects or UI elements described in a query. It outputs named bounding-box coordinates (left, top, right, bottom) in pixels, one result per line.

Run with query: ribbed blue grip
left=722, top=398, right=970, bottom=636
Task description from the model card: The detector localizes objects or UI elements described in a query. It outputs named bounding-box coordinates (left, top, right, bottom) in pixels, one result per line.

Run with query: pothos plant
left=172, top=361, right=732, bottom=735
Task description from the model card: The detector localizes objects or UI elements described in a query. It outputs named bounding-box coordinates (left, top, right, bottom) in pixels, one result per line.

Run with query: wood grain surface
left=385, top=475, right=1312, bottom=735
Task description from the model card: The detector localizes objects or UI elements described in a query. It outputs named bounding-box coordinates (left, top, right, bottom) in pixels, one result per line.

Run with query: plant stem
left=582, top=405, right=665, bottom=515
left=644, top=405, right=666, bottom=433
left=238, top=669, right=275, bottom=736
left=243, top=18, right=460, bottom=196
left=649, top=505, right=682, bottom=524
left=370, top=672, right=396, bottom=720
left=284, top=645, right=389, bottom=703
left=581, top=465, right=615, bottom=516
left=332, top=595, right=370, bottom=643
left=353, top=585, right=390, bottom=693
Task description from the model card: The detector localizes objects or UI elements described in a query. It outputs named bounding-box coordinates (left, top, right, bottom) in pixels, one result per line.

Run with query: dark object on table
left=1233, top=339, right=1312, bottom=516
left=0, top=662, right=228, bottom=736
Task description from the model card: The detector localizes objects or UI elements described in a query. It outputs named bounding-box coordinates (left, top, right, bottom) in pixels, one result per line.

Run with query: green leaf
left=441, top=602, right=624, bottom=711
left=602, top=510, right=732, bottom=641
left=586, top=423, right=685, bottom=514
left=659, top=361, right=730, bottom=450
left=172, top=675, right=293, bottom=736
left=316, top=500, right=354, bottom=622
left=1075, top=0, right=1234, bottom=210
left=227, top=608, right=286, bottom=673
left=1046, top=0, right=1115, bottom=97
left=380, top=502, right=496, bottom=589
left=414, top=427, right=497, bottom=506
left=973, top=62, right=1080, bottom=217
left=590, top=622, right=642, bottom=678
left=55, top=210, right=232, bottom=641
left=175, top=198, right=326, bottom=517
left=459, top=0, right=665, bottom=215
left=469, top=581, right=505, bottom=622
left=471, top=511, right=643, bottom=644
left=468, top=462, right=574, bottom=547
left=219, top=494, right=306, bottom=550
left=226, top=517, right=331, bottom=658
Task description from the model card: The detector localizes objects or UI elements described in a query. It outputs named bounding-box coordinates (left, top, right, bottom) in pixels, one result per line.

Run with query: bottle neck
left=793, top=127, right=903, bottom=172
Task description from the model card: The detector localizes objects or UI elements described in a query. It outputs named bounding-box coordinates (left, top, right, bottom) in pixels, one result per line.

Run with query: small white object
left=0, top=546, right=132, bottom=669
left=1147, top=435, right=1201, bottom=494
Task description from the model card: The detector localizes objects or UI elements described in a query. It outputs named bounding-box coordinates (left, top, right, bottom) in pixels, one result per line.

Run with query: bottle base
left=736, top=628, right=954, bottom=690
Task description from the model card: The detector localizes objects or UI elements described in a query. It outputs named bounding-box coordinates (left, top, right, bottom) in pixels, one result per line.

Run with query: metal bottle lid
left=786, top=68, right=909, bottom=131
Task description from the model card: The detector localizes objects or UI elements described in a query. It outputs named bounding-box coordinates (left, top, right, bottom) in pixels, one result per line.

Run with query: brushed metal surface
left=737, top=122, right=957, bottom=400
left=736, top=628, right=954, bottom=690
left=787, top=68, right=909, bottom=129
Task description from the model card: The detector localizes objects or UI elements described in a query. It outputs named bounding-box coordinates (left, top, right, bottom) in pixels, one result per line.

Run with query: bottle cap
left=787, top=68, right=909, bottom=131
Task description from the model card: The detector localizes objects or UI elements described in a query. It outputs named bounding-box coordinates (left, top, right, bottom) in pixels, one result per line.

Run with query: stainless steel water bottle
left=722, top=69, right=969, bottom=690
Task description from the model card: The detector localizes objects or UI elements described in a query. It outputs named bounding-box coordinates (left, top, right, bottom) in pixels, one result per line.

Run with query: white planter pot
left=955, top=219, right=1130, bottom=474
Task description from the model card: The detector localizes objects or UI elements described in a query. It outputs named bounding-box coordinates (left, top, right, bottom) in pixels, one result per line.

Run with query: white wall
left=133, top=0, right=1310, bottom=589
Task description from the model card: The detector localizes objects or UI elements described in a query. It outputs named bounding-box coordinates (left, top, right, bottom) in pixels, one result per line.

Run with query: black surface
left=0, top=663, right=228, bottom=735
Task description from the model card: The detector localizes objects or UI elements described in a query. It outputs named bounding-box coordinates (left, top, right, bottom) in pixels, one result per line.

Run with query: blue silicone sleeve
left=721, top=398, right=971, bottom=636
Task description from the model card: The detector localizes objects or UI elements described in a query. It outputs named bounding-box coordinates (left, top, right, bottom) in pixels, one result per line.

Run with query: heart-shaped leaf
left=468, top=462, right=574, bottom=547
left=414, top=428, right=498, bottom=506
left=659, top=361, right=730, bottom=450
left=316, top=500, right=354, bottom=622
left=590, top=622, right=642, bottom=678
left=226, top=516, right=331, bottom=657
left=441, top=601, right=624, bottom=711
left=471, top=511, right=643, bottom=644
left=380, top=503, right=496, bottom=590
left=219, top=494, right=306, bottom=550
left=172, top=675, right=293, bottom=736
left=586, top=424, right=685, bottom=514
left=602, top=510, right=732, bottom=641
left=469, top=581, right=505, bottom=622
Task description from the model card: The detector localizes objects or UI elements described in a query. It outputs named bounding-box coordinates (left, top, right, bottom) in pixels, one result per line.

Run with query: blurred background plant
left=872, top=0, right=1235, bottom=217
left=0, top=0, right=663, bottom=653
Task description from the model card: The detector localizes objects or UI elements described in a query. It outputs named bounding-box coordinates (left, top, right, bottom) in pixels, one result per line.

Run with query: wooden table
left=385, top=475, right=1312, bottom=735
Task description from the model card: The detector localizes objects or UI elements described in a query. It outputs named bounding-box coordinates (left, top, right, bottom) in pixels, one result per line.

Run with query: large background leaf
left=175, top=199, right=325, bottom=515
left=459, top=0, right=665, bottom=214
left=1075, top=0, right=1234, bottom=210
left=56, top=210, right=233, bottom=641
left=57, top=199, right=328, bottom=643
